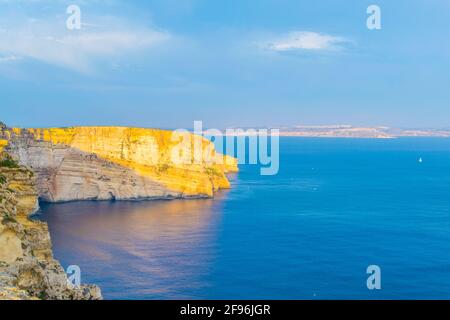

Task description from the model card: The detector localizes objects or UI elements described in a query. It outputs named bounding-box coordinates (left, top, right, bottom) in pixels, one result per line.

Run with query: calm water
left=37, top=138, right=450, bottom=299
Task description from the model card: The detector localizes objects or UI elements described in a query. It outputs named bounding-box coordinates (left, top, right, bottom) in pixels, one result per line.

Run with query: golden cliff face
left=0, top=140, right=7, bottom=153
left=2, top=127, right=238, bottom=202
left=0, top=124, right=237, bottom=299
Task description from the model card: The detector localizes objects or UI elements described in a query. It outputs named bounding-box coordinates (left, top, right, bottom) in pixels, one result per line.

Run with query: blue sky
left=1, top=0, right=450, bottom=129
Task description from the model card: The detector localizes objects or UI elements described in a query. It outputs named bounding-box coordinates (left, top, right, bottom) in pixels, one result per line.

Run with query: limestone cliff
left=0, top=152, right=102, bottom=300
left=0, top=123, right=237, bottom=299
left=0, top=126, right=238, bottom=203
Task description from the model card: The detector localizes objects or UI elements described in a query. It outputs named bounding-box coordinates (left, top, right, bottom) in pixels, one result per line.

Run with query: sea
left=37, top=138, right=450, bottom=299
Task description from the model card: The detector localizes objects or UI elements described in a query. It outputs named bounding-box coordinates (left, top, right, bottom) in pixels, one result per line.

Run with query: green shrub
left=0, top=173, right=6, bottom=184
left=2, top=214, right=17, bottom=224
left=0, top=157, right=19, bottom=168
left=205, top=167, right=221, bottom=177
left=37, top=291, right=48, bottom=300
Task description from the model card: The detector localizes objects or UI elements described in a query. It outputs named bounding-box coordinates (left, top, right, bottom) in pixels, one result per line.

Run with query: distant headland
left=252, top=125, right=450, bottom=139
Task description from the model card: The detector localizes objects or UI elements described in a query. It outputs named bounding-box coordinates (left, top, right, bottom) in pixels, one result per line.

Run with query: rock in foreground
left=0, top=152, right=102, bottom=300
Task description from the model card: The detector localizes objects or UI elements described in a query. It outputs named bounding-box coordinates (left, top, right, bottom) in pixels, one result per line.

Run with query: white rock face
left=9, top=140, right=182, bottom=202
left=2, top=127, right=238, bottom=203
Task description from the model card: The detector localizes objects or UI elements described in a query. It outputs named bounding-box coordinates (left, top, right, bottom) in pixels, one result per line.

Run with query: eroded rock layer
left=0, top=152, right=102, bottom=300
left=1, top=126, right=238, bottom=202
left=0, top=123, right=238, bottom=299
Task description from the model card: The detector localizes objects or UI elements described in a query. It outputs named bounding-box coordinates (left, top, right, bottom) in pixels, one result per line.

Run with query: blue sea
left=37, top=138, right=450, bottom=299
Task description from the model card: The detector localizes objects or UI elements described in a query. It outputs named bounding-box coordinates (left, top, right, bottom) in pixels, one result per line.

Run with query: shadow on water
left=37, top=193, right=230, bottom=299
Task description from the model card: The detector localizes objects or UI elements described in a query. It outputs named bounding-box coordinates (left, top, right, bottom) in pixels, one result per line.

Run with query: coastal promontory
left=0, top=125, right=238, bottom=203
left=0, top=122, right=237, bottom=299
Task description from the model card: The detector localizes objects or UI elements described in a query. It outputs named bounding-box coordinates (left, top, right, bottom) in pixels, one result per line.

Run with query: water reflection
left=38, top=194, right=228, bottom=299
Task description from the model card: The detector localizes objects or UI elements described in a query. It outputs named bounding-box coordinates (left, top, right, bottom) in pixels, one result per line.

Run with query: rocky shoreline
left=0, top=121, right=237, bottom=300
left=0, top=152, right=102, bottom=300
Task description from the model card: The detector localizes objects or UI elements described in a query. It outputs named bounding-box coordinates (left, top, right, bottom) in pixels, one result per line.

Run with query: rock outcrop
left=0, top=123, right=237, bottom=299
left=0, top=152, right=102, bottom=300
left=0, top=126, right=238, bottom=203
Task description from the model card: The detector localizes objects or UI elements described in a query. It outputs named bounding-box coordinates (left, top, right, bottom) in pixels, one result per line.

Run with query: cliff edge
left=0, top=151, right=102, bottom=300
left=0, top=123, right=237, bottom=299
left=1, top=126, right=238, bottom=202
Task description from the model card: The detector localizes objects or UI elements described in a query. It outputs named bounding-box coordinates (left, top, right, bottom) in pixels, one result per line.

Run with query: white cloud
left=0, top=16, right=170, bottom=73
left=263, top=31, right=349, bottom=52
left=0, top=55, right=21, bottom=62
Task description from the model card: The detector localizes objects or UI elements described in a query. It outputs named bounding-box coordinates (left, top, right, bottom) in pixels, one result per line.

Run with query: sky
left=1, top=0, right=450, bottom=129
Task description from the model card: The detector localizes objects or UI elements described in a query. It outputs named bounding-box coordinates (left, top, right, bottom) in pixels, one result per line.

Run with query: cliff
left=1, top=126, right=238, bottom=203
left=0, top=152, right=102, bottom=300
left=0, top=123, right=237, bottom=299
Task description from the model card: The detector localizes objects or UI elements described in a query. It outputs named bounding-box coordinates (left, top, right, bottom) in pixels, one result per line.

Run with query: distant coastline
left=216, top=125, right=450, bottom=139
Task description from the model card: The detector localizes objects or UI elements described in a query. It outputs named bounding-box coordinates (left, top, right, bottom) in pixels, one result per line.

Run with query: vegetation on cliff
left=0, top=151, right=102, bottom=300
left=0, top=121, right=239, bottom=299
left=0, top=154, right=20, bottom=168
